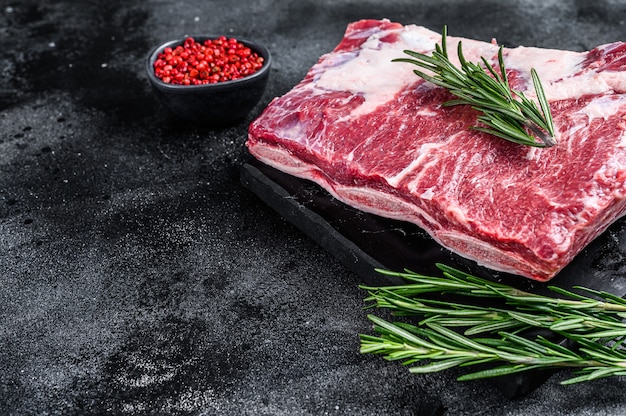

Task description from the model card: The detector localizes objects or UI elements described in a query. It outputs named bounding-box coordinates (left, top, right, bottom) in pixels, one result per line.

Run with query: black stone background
left=2, top=0, right=626, bottom=415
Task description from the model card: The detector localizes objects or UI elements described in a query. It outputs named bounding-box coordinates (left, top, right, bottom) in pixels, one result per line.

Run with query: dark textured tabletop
left=3, top=1, right=626, bottom=415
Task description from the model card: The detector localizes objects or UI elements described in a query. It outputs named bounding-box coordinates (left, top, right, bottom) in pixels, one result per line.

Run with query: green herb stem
left=394, top=26, right=556, bottom=147
left=360, top=264, right=626, bottom=384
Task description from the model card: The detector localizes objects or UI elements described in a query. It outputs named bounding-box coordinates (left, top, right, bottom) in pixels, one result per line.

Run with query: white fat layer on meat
left=310, top=24, right=626, bottom=118
left=503, top=46, right=586, bottom=98
left=386, top=142, right=444, bottom=187
left=579, top=94, right=626, bottom=121
left=251, top=142, right=441, bottom=227
left=333, top=185, right=440, bottom=226
left=437, top=230, right=551, bottom=273
left=504, top=46, right=584, bottom=81
left=525, top=146, right=545, bottom=162
left=420, top=186, right=436, bottom=200
left=617, top=129, right=626, bottom=149
left=554, top=95, right=626, bottom=153
left=311, top=25, right=501, bottom=116
left=594, top=154, right=626, bottom=199
left=313, top=33, right=418, bottom=116
left=490, top=44, right=626, bottom=100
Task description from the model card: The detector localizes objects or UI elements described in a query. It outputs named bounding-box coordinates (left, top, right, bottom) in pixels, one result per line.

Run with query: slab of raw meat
left=246, top=19, right=626, bottom=281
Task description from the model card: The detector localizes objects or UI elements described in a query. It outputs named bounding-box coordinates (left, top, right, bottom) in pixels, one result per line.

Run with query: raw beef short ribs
left=247, top=19, right=626, bottom=281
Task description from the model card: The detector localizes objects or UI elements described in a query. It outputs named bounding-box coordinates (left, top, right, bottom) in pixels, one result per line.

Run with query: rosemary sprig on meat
left=360, top=264, right=626, bottom=384
left=394, top=26, right=556, bottom=147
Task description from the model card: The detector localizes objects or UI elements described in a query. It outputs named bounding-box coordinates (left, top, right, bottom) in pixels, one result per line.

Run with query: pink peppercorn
left=153, top=36, right=265, bottom=85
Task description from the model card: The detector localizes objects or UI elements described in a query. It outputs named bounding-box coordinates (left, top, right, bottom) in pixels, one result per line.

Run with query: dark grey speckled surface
left=3, top=1, right=626, bottom=415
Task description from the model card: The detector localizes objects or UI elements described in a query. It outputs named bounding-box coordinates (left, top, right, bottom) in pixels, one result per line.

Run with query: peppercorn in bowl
left=146, top=35, right=271, bottom=125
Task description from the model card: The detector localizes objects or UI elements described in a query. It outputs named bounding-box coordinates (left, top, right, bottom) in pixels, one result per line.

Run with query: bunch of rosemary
left=359, top=264, right=626, bottom=385
left=394, top=26, right=556, bottom=147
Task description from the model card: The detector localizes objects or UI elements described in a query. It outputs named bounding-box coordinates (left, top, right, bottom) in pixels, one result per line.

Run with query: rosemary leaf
left=409, top=358, right=471, bottom=374
left=457, top=364, right=545, bottom=381
left=360, top=264, right=626, bottom=384
left=394, top=26, right=556, bottom=147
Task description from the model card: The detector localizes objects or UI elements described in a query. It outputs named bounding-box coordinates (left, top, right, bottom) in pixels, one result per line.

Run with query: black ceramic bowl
left=146, top=35, right=271, bottom=125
